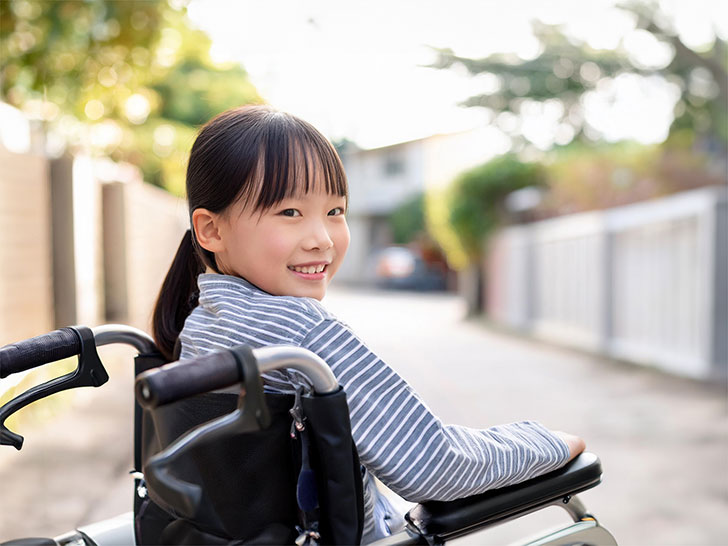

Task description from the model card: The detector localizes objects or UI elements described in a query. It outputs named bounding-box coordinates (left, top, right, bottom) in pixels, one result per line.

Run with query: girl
left=153, top=105, right=584, bottom=543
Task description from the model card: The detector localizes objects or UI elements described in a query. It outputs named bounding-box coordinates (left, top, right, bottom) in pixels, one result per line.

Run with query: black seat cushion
left=406, top=452, right=602, bottom=542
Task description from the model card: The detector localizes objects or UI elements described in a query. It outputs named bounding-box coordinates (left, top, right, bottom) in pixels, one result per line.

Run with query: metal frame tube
left=253, top=345, right=339, bottom=395
left=92, top=324, right=156, bottom=354
left=559, top=495, right=589, bottom=522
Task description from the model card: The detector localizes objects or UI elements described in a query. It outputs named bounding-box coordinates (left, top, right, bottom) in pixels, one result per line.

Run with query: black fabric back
left=133, top=353, right=364, bottom=545
left=303, top=391, right=365, bottom=544
left=133, top=353, right=173, bottom=544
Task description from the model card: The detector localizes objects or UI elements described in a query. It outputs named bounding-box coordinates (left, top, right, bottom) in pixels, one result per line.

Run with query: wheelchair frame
left=0, top=325, right=617, bottom=546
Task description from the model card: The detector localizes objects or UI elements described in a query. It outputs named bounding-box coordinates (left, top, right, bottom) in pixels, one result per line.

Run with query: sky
left=186, top=0, right=726, bottom=150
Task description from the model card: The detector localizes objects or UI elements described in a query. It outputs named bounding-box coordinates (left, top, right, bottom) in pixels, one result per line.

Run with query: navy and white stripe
left=179, top=274, right=570, bottom=543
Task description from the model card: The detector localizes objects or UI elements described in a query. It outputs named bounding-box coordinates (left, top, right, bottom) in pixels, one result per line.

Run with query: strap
left=133, top=352, right=168, bottom=472
left=291, top=386, right=320, bottom=545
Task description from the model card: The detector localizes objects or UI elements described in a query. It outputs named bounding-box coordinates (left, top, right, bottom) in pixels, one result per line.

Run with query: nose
left=303, top=218, right=333, bottom=251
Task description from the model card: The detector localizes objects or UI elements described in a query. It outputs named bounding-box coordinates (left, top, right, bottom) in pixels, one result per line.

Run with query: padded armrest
left=405, top=452, right=602, bottom=542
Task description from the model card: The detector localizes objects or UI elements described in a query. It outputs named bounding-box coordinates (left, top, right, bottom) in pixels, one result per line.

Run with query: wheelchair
left=0, top=324, right=617, bottom=545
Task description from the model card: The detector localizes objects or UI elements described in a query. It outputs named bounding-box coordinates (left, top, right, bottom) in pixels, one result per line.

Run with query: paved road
left=1, top=287, right=726, bottom=544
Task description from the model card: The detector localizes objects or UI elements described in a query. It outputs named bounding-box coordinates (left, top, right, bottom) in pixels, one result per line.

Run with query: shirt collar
left=198, top=272, right=271, bottom=297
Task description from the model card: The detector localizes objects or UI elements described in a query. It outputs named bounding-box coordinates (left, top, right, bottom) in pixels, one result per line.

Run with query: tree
left=1, top=0, right=167, bottom=120
left=431, top=1, right=727, bottom=152
left=0, top=0, right=261, bottom=194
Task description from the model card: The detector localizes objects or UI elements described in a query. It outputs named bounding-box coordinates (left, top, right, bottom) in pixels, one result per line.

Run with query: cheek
left=334, top=222, right=350, bottom=255
left=260, top=231, right=296, bottom=263
left=229, top=223, right=290, bottom=269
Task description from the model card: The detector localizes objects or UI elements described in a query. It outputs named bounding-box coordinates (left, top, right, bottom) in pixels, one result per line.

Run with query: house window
left=383, top=152, right=404, bottom=177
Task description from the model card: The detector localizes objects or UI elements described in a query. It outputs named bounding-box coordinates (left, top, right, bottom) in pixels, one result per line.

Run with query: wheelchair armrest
left=405, top=452, right=602, bottom=543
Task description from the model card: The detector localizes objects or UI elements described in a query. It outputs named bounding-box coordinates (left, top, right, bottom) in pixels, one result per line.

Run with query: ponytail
left=152, top=230, right=204, bottom=361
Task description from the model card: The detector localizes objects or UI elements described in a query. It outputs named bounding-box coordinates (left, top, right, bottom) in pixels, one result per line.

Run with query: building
left=337, top=127, right=499, bottom=283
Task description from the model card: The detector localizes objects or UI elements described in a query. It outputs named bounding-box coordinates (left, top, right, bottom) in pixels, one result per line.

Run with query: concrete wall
left=103, top=180, right=188, bottom=330
left=0, top=146, right=54, bottom=346
left=485, top=185, right=727, bottom=381
left=0, top=147, right=188, bottom=341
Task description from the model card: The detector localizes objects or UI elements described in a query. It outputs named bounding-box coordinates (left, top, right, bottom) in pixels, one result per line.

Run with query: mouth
left=287, top=262, right=329, bottom=280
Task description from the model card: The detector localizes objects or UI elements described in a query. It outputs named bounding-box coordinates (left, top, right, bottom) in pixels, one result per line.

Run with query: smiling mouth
left=288, top=264, right=328, bottom=274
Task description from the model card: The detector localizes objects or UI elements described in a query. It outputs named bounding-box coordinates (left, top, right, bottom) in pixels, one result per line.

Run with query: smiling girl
left=152, top=105, right=584, bottom=544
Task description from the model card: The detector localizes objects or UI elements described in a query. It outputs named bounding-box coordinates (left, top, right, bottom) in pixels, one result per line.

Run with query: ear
left=192, top=208, right=226, bottom=253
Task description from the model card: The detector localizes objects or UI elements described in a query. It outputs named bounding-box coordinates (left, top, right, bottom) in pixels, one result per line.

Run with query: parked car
left=372, top=246, right=447, bottom=291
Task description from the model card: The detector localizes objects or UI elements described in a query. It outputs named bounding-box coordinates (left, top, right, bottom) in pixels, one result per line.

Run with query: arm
left=301, top=319, right=575, bottom=503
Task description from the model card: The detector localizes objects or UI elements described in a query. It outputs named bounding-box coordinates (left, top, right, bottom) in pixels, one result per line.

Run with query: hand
left=553, top=431, right=586, bottom=461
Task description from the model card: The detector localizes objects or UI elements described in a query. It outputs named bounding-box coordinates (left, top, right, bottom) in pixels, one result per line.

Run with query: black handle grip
left=135, top=349, right=242, bottom=409
left=0, top=328, right=81, bottom=379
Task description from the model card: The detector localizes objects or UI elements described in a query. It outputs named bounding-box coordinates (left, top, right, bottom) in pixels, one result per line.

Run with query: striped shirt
left=179, top=273, right=570, bottom=543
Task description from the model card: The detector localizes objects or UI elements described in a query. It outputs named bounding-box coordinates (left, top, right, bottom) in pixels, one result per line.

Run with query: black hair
left=152, top=105, right=348, bottom=360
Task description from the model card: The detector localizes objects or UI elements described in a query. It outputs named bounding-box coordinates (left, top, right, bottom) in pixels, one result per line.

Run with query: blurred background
left=0, top=0, right=726, bottom=543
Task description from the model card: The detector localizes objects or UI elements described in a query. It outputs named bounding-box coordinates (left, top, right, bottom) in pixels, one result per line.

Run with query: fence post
left=102, top=181, right=129, bottom=322
left=49, top=154, right=105, bottom=328
left=49, top=155, right=76, bottom=328
left=710, top=187, right=727, bottom=380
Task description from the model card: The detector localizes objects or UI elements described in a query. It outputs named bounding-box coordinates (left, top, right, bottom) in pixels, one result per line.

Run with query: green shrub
left=448, top=154, right=545, bottom=263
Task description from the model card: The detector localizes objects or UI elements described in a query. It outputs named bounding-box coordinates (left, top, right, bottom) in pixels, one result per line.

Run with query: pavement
left=1, top=286, right=726, bottom=545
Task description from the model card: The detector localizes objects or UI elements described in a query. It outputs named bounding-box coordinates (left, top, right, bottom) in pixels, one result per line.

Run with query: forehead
left=240, top=137, right=346, bottom=210
left=231, top=166, right=343, bottom=219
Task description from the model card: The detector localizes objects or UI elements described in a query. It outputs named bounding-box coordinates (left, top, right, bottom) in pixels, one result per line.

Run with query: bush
left=448, top=154, right=545, bottom=263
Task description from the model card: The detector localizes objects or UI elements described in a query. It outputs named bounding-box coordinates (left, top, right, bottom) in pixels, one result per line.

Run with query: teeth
left=289, top=264, right=326, bottom=274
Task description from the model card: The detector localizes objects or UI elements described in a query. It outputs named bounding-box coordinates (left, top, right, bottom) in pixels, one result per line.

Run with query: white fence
left=485, top=185, right=727, bottom=381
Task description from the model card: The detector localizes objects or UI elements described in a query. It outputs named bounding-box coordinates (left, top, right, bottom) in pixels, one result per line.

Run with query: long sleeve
left=301, top=318, right=570, bottom=503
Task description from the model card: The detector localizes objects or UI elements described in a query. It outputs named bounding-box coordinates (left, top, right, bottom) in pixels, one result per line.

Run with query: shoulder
left=196, top=273, right=338, bottom=334
left=277, top=292, right=336, bottom=323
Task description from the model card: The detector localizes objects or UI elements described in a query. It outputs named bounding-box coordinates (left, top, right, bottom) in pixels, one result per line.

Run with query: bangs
left=237, top=113, right=348, bottom=212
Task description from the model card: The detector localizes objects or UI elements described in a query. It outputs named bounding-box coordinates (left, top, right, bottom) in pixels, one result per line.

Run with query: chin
left=304, top=289, right=325, bottom=301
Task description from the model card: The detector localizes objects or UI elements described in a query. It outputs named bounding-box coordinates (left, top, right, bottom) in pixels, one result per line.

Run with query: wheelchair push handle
left=0, top=325, right=155, bottom=380
left=0, top=328, right=81, bottom=379
left=136, top=345, right=341, bottom=409
left=136, top=350, right=242, bottom=409
left=1, top=325, right=154, bottom=450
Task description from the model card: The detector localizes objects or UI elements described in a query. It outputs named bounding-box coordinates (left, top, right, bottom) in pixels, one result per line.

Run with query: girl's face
left=213, top=189, right=349, bottom=301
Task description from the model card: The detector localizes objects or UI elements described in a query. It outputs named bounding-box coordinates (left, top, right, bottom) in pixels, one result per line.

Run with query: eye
left=328, top=207, right=345, bottom=216
left=279, top=208, right=301, bottom=217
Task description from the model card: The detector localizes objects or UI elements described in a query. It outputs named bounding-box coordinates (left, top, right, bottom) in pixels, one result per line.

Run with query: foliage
left=389, top=192, right=426, bottom=245
left=431, top=1, right=727, bottom=150
left=425, top=188, right=469, bottom=271
left=152, top=57, right=259, bottom=128
left=538, top=133, right=725, bottom=219
left=446, top=154, right=546, bottom=264
left=0, top=0, right=261, bottom=194
left=1, top=0, right=165, bottom=117
left=625, top=1, right=727, bottom=145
